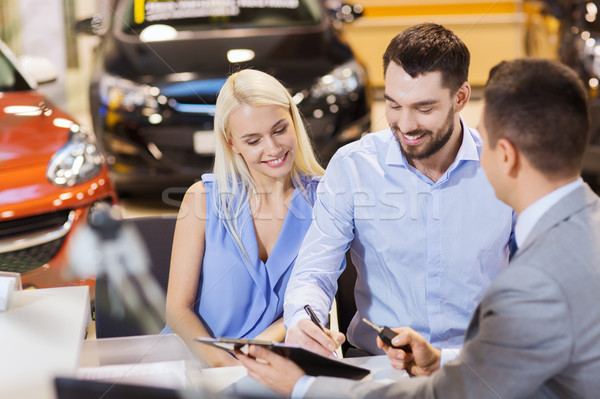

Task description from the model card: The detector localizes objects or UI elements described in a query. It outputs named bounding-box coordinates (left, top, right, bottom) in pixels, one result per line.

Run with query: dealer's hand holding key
left=362, top=318, right=412, bottom=353
left=364, top=318, right=443, bottom=377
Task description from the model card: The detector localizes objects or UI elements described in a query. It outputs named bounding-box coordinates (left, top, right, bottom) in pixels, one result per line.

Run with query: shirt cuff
left=285, top=312, right=310, bottom=333
left=440, top=348, right=461, bottom=366
left=291, top=375, right=316, bottom=399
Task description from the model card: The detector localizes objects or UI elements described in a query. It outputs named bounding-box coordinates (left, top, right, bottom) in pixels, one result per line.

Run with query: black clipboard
left=196, top=337, right=371, bottom=380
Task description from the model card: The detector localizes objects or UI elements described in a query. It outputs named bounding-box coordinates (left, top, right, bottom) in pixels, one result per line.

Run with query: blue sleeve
left=284, top=151, right=355, bottom=329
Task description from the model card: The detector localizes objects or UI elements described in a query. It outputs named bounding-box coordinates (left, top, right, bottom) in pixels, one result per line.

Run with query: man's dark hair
left=382, top=23, right=470, bottom=93
left=484, top=58, right=590, bottom=177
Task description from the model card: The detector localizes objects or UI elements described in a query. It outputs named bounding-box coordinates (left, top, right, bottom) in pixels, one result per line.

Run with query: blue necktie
left=508, top=234, right=518, bottom=261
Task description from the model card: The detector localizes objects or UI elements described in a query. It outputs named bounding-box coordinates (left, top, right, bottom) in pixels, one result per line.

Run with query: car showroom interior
left=2, top=0, right=600, bottom=398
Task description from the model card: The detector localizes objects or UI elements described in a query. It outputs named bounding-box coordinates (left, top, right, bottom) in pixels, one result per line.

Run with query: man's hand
left=236, top=345, right=305, bottom=397
left=286, top=318, right=345, bottom=358
left=376, top=327, right=441, bottom=376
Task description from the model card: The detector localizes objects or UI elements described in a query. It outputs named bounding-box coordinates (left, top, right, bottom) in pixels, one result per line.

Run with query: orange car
left=0, top=40, right=117, bottom=295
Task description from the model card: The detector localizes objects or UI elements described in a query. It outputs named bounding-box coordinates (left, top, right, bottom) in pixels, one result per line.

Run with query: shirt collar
left=385, top=118, right=480, bottom=169
left=515, top=178, right=584, bottom=248
left=455, top=120, right=481, bottom=162
left=385, top=132, right=405, bottom=166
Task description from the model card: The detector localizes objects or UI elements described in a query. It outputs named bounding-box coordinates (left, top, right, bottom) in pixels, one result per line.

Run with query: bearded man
left=283, top=23, right=514, bottom=361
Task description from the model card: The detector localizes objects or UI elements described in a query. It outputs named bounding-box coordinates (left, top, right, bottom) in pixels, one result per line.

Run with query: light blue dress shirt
left=284, top=125, right=514, bottom=355
left=163, top=173, right=319, bottom=339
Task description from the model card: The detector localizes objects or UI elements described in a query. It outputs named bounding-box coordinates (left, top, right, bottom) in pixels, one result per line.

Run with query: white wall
left=19, top=0, right=67, bottom=106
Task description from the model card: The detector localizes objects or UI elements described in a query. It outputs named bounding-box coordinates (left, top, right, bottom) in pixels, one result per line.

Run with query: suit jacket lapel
left=465, top=184, right=597, bottom=344
left=464, top=305, right=481, bottom=341
left=511, top=184, right=597, bottom=263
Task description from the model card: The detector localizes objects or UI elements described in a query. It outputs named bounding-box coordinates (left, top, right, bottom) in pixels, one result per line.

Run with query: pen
left=362, top=318, right=412, bottom=353
left=304, top=304, right=339, bottom=358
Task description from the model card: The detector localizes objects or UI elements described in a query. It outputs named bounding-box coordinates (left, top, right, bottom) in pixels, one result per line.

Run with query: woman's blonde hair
left=212, top=69, right=324, bottom=255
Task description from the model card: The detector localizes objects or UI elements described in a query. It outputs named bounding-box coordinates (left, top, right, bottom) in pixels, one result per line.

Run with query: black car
left=77, top=0, right=371, bottom=195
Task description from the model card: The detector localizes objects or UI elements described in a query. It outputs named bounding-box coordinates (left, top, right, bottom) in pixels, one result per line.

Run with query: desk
left=78, top=334, right=408, bottom=398
left=79, top=333, right=205, bottom=390
left=204, top=353, right=409, bottom=398
left=0, top=286, right=91, bottom=399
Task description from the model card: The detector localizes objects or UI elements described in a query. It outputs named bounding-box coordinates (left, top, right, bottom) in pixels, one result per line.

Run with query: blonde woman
left=164, top=69, right=324, bottom=367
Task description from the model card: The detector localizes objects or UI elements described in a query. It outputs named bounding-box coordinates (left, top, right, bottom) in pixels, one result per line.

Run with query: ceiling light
left=227, top=49, right=255, bottom=63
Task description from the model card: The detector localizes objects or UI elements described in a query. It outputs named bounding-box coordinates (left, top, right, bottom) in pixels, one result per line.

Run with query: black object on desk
left=54, top=376, right=256, bottom=399
left=54, top=377, right=183, bottom=399
left=196, top=337, right=371, bottom=380
left=362, top=318, right=412, bottom=353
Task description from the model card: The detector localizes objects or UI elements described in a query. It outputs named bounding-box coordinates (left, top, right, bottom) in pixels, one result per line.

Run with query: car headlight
left=47, top=125, right=104, bottom=187
left=310, top=60, right=366, bottom=98
left=98, top=73, right=159, bottom=112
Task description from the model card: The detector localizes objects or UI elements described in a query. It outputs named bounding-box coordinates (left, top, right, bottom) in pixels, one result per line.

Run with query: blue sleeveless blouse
left=192, top=173, right=319, bottom=339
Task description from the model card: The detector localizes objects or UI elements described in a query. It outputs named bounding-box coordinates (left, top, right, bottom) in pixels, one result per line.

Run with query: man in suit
left=237, top=58, right=600, bottom=398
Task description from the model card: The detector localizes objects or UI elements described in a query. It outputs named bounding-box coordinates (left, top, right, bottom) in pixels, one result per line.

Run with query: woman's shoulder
left=182, top=174, right=211, bottom=198
left=197, top=173, right=215, bottom=191
left=201, top=173, right=215, bottom=184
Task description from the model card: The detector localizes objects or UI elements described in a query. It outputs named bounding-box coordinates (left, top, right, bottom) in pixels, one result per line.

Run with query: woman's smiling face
left=228, top=103, right=297, bottom=184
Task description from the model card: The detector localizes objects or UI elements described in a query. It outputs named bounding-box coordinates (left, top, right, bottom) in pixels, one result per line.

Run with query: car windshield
left=120, top=0, right=322, bottom=34
left=0, top=50, right=31, bottom=92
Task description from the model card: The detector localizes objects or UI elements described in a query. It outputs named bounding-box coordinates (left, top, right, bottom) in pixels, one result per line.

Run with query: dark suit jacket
left=308, top=184, right=600, bottom=398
